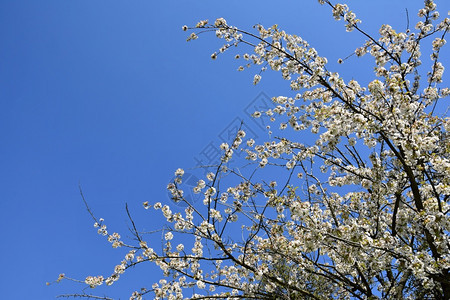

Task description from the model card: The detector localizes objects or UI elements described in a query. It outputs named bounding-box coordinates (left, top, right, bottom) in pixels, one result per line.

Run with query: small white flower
left=206, top=172, right=215, bottom=181
left=175, top=168, right=184, bottom=176
left=214, top=18, right=227, bottom=27
left=220, top=143, right=229, bottom=150
left=253, top=74, right=262, bottom=85
left=165, top=232, right=174, bottom=241
left=176, top=244, right=184, bottom=252
left=286, top=160, right=295, bottom=169
left=196, top=280, right=206, bottom=289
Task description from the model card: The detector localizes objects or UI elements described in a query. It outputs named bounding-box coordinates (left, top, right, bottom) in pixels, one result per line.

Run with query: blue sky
left=0, top=0, right=448, bottom=299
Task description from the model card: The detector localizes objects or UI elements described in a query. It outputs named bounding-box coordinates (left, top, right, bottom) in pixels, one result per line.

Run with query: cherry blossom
left=58, top=1, right=449, bottom=299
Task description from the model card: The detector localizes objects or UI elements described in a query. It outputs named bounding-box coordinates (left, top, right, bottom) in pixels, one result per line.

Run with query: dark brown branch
left=125, top=203, right=142, bottom=243
left=78, top=183, right=98, bottom=223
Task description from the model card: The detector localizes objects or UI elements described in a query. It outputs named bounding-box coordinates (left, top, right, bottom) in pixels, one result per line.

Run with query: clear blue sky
left=0, top=0, right=448, bottom=299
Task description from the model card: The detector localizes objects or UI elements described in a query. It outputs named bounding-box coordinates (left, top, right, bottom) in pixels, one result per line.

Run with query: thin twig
left=57, top=294, right=113, bottom=300
left=126, top=203, right=143, bottom=242
left=78, top=183, right=97, bottom=223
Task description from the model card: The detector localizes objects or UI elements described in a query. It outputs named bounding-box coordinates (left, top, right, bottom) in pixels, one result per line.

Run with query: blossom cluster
left=61, top=1, right=449, bottom=299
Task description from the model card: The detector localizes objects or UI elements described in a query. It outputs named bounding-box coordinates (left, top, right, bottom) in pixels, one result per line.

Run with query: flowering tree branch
left=57, top=0, right=449, bottom=299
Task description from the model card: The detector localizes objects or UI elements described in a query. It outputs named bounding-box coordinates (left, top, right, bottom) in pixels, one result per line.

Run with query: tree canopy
left=57, top=1, right=449, bottom=299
